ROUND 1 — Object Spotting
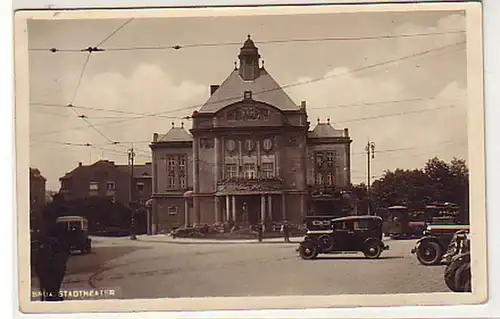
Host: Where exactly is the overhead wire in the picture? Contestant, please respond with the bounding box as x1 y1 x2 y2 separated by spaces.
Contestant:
28 30 464 53
31 39 465 137
57 18 135 147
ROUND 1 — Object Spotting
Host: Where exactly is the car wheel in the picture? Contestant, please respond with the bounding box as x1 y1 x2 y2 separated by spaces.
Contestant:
444 258 465 292
363 240 382 259
299 241 318 260
318 235 334 252
416 241 442 265
454 262 472 292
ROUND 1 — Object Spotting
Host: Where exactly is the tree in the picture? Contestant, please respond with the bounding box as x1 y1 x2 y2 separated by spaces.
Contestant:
369 157 469 216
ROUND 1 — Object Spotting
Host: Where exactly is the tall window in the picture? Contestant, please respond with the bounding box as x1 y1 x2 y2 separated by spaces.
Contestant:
89 181 99 196
315 173 323 185
178 155 186 189
167 174 176 189
243 163 256 179
316 153 324 167
167 156 176 173
326 172 333 186
225 164 238 178
326 152 335 167
262 162 274 178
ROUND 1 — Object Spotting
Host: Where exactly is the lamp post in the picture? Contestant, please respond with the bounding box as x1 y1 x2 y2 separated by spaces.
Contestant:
128 148 137 240
145 198 153 236
365 141 375 215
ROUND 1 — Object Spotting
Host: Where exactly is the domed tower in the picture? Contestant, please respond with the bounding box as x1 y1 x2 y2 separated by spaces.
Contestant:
238 34 261 81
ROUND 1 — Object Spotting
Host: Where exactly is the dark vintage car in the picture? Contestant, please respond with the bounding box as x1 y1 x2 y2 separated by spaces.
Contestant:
411 224 470 265
56 216 92 254
444 232 471 292
298 215 390 260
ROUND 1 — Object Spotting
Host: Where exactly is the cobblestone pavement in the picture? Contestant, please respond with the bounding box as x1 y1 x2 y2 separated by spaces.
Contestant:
31 236 450 300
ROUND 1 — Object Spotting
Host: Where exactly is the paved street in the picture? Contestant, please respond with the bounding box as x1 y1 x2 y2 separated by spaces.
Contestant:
32 236 449 300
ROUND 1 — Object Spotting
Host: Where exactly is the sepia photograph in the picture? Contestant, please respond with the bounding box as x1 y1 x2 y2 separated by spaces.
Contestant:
14 1 487 313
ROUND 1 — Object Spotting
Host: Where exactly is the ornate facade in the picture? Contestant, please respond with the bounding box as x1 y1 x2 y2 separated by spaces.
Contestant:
150 35 352 232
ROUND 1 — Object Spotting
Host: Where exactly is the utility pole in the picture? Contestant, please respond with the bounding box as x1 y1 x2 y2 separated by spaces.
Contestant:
128 147 137 240
365 140 376 215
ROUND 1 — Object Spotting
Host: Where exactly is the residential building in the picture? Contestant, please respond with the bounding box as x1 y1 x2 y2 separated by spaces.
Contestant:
58 160 152 206
149 35 352 233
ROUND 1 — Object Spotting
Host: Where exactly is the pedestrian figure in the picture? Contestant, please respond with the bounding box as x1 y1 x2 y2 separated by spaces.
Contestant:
281 220 291 243
33 222 70 301
257 223 263 242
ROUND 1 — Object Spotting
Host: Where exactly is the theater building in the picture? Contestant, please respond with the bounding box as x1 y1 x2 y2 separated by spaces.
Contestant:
150 35 352 233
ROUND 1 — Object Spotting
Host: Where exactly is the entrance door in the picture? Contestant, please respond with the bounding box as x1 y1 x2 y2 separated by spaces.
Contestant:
242 196 260 225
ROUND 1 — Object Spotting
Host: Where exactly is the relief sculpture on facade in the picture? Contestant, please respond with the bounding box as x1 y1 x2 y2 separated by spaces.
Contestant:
217 178 282 193
227 106 270 121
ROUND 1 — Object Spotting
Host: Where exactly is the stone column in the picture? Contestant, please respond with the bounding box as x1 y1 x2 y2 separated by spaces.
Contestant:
214 196 220 223
267 195 272 220
260 195 266 223
232 196 237 222
184 200 189 227
281 194 286 221
237 140 242 178
226 196 231 221
193 137 200 225
151 200 157 235
275 139 281 178
214 137 221 184
300 194 306 223
257 139 262 178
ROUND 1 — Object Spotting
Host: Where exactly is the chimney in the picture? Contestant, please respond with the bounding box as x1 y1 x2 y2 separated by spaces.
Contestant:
78 162 82 167
300 101 306 110
210 85 220 96
344 128 349 137
153 133 158 142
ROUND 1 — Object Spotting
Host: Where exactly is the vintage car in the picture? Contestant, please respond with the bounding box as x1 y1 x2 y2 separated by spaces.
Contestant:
55 215 92 254
443 232 471 292
382 203 463 239
298 215 389 260
444 251 471 292
411 224 469 265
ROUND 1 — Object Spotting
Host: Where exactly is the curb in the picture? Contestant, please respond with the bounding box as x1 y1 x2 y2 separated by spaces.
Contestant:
136 237 302 245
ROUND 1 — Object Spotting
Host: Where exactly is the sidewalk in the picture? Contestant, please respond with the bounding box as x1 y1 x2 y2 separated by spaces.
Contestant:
136 234 304 245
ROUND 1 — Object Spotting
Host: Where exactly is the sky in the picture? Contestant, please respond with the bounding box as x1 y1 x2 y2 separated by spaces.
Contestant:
27 9 468 191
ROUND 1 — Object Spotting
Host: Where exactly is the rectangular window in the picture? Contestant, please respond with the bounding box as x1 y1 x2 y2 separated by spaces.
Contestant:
225 164 238 178
315 153 324 167
167 156 176 173
106 181 115 190
136 182 145 192
262 162 274 178
178 155 186 169
243 163 256 179
315 173 323 185
89 182 99 190
167 174 176 189
179 172 186 189
326 172 333 185
326 152 335 167
168 206 179 215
